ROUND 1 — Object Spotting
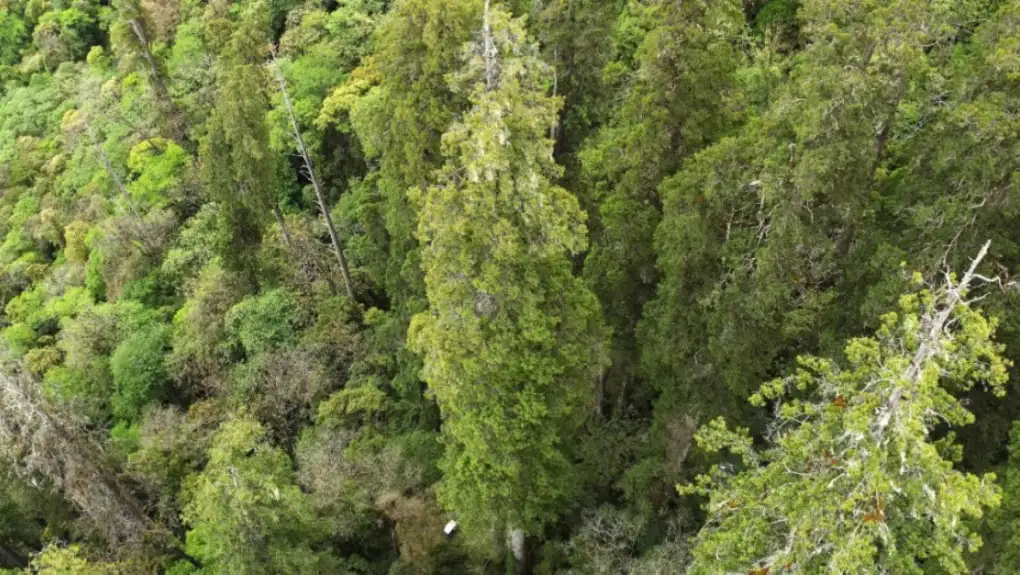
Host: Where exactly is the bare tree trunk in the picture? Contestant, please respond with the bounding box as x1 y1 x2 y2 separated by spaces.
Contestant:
614 374 629 420
270 51 357 302
128 18 186 142
872 240 992 438
482 0 499 91
550 47 558 141
507 527 526 575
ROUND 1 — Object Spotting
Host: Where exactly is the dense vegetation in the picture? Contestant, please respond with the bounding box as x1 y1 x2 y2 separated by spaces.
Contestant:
0 0 1018 572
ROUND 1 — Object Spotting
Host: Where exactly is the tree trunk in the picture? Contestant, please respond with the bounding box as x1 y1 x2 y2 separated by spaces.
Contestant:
507 527 526 575
128 18 186 143
270 52 357 302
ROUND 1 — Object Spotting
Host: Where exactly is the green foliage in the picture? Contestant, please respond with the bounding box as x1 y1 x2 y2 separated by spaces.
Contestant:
409 3 605 534
126 138 190 207
684 281 1009 573
181 416 338 574
26 544 130 574
30 6 100 68
200 1 275 282
224 288 306 356
110 322 171 420
0 9 28 66
639 0 987 434
0 0 1019 571
581 0 744 417
340 0 479 309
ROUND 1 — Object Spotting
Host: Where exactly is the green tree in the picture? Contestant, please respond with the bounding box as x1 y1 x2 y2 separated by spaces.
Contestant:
409 1 605 535
21 544 132 574
110 322 171 421
180 416 338 574
30 6 100 68
640 0 977 426
200 2 275 285
581 0 744 417
683 247 1009 574
338 0 480 310
0 10 27 66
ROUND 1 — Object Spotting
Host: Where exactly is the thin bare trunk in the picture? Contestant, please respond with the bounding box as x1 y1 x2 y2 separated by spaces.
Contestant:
272 202 294 247
872 240 992 438
128 18 185 142
549 47 558 141
593 365 606 419
482 0 499 91
507 527 526 575
270 51 357 301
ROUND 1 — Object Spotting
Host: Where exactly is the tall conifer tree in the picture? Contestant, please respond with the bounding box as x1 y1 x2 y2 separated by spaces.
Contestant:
351 0 480 312
409 1 605 533
200 2 275 285
582 0 744 416
684 246 1008 573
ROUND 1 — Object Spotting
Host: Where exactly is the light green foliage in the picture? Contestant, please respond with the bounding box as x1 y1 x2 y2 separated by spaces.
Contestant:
409 3 605 533
4 285 89 356
63 220 90 263
271 0 383 150
30 6 100 68
181 416 338 574
25 544 130 574
685 277 1009 573
39 298 165 418
126 138 190 207
0 195 42 265
108 419 140 461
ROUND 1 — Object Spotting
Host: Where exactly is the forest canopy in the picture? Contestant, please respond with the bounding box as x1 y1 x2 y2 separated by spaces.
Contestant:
0 0 1018 573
